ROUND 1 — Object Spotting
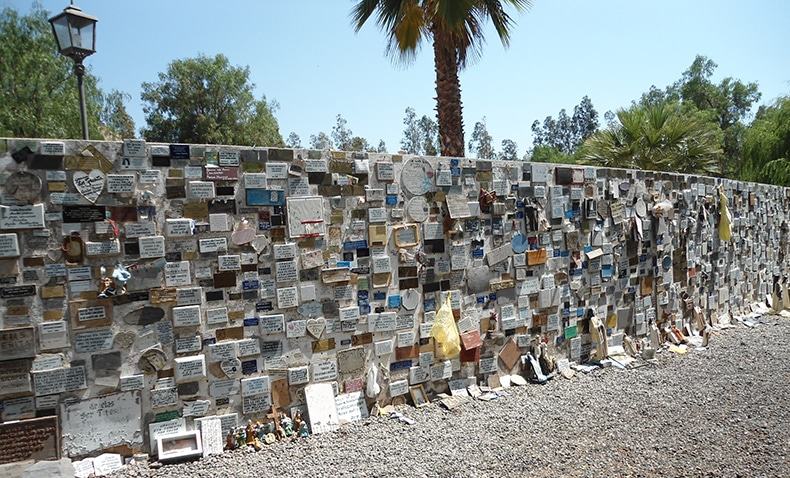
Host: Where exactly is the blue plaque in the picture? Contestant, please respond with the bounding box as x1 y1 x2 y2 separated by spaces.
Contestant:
242 280 260 291
202 337 217 346
386 196 398 205
243 317 259 327
388 295 401 308
246 189 286 206
343 240 369 251
373 291 386 301
390 360 412 372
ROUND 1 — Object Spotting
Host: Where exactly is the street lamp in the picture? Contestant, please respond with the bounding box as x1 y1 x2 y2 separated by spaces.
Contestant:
48 4 98 140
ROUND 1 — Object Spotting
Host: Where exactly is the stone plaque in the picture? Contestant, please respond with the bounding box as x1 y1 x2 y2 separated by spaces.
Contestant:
0 416 58 465
0 326 35 360
0 359 32 397
62 205 106 223
32 365 86 396
60 391 142 457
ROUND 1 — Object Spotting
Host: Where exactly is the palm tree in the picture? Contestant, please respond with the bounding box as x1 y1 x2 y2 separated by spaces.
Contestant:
352 0 530 158
581 101 722 175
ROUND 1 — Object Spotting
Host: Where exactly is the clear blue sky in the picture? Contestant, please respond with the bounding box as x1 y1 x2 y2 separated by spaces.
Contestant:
7 0 790 156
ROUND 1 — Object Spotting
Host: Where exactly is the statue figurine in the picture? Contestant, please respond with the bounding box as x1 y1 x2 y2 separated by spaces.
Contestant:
226 430 236 450
280 413 294 437
234 427 247 449
245 422 256 446
298 420 309 438
293 411 304 434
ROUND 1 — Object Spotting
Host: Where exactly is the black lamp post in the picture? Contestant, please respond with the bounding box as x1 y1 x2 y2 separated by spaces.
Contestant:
48 3 98 140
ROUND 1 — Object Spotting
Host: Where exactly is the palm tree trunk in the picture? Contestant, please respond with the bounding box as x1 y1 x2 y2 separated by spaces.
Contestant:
432 29 465 158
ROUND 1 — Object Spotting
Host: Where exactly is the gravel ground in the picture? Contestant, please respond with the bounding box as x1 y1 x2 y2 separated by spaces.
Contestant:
112 316 789 478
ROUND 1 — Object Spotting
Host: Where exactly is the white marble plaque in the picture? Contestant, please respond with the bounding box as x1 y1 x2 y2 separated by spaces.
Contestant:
0 204 45 229
208 342 236 362
244 173 267 189
165 261 191 286
177 287 202 305
0 233 20 257
172 305 201 327
75 329 114 352
188 181 216 199
165 218 194 237
206 307 228 325
175 355 206 382
259 314 284 334
139 235 165 258
265 162 288 179
40 141 66 155
277 286 299 309
241 375 270 396
288 365 309 385
199 237 227 253
389 379 409 397
60 391 143 458
123 139 147 157
273 243 298 260
215 254 240 272
107 174 136 193
312 359 338 382
125 222 156 238
119 374 144 391
148 418 186 454
39 320 69 350
32 365 86 396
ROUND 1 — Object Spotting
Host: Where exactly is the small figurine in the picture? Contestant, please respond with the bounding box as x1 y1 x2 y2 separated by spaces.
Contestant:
298 420 309 438
234 427 246 449
226 431 236 450
280 413 294 437
245 422 256 446
293 411 304 434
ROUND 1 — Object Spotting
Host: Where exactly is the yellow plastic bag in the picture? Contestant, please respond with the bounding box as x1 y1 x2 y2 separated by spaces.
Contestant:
430 292 461 358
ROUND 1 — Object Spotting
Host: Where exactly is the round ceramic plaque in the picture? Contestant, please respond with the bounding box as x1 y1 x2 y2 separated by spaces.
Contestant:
401 157 434 196
635 197 647 218
406 196 430 222
511 231 528 253
5 171 42 203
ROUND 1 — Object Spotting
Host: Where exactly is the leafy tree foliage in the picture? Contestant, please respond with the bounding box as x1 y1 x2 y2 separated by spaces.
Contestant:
0 3 133 139
285 132 302 148
309 132 332 150
741 96 790 185
99 90 136 140
528 145 581 164
531 96 598 154
401 107 438 155
635 56 760 177
141 54 283 146
468 117 495 159
581 101 722 175
352 0 531 157
499 139 519 161
330 114 381 152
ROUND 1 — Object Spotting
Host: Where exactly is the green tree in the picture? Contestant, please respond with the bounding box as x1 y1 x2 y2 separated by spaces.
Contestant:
741 96 790 185
285 132 302 148
309 132 332 150
673 55 760 177
531 96 598 154
468 117 495 158
528 145 576 164
331 114 354 151
401 107 438 155
98 90 136 140
141 53 282 146
499 139 519 161
0 3 133 139
581 101 722 175
352 0 531 157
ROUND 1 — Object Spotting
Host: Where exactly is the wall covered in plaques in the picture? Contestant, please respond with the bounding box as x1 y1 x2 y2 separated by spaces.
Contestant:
0 138 786 459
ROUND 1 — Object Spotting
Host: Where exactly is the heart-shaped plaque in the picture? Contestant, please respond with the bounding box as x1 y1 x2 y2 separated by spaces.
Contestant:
306 317 326 339
220 358 242 378
73 169 105 203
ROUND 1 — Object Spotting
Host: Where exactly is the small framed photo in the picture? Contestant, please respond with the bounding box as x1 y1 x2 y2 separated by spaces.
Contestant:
409 384 429 408
156 430 203 463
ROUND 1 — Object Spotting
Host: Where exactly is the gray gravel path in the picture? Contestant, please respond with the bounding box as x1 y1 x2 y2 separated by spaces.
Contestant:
112 317 789 478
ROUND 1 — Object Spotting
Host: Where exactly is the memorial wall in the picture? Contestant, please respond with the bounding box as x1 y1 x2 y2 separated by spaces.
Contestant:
0 138 786 463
